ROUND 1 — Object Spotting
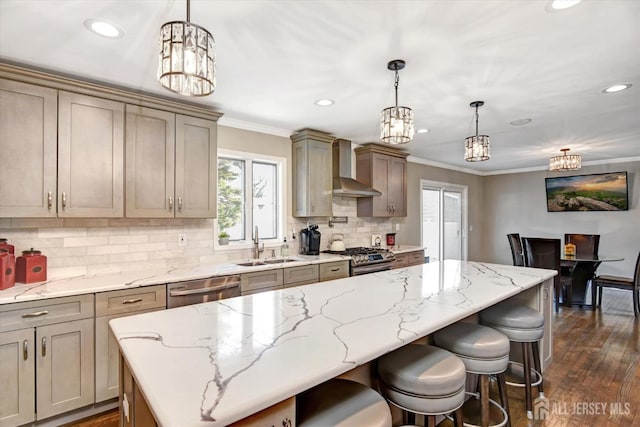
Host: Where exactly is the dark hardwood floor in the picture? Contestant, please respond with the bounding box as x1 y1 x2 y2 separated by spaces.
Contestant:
66 288 639 427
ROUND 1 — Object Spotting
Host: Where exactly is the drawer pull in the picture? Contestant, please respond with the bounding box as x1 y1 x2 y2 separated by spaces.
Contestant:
61 192 67 210
178 196 183 211
122 298 143 304
23 340 28 361
169 196 173 210
47 191 53 210
330 268 340 272
22 310 49 318
41 337 46 357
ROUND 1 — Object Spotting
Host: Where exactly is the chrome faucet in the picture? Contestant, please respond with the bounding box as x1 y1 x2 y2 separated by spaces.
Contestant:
253 226 264 259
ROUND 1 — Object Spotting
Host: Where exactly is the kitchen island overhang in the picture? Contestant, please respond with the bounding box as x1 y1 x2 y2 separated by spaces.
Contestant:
110 260 556 426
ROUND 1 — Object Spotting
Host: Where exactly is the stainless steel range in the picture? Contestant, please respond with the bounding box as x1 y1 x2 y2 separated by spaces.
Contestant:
323 247 395 276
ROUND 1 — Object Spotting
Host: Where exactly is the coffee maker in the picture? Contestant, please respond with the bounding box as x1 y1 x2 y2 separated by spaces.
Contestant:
299 224 321 255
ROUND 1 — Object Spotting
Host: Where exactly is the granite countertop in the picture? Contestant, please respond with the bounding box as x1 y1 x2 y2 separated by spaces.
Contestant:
0 254 350 305
110 260 556 427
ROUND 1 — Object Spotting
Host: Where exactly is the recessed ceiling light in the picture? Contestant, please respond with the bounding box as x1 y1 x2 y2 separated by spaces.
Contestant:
416 128 430 134
315 99 334 106
602 84 632 94
549 0 581 11
510 118 532 126
84 19 123 38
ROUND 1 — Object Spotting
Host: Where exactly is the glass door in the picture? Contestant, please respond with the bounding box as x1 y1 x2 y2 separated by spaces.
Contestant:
421 180 467 262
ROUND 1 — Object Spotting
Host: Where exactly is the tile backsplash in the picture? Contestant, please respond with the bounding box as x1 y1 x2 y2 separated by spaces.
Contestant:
0 197 400 280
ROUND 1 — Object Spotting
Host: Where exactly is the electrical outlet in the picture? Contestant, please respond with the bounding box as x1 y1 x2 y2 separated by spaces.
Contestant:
178 233 187 247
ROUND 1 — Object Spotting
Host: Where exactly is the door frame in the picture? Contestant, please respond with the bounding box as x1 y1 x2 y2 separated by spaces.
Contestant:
420 179 469 261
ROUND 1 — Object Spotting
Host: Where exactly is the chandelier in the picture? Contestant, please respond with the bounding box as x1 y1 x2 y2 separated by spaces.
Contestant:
549 148 581 171
380 59 414 144
157 0 216 96
464 101 490 162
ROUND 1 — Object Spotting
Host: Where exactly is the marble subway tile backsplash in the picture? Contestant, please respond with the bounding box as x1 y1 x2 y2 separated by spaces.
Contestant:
1 197 400 280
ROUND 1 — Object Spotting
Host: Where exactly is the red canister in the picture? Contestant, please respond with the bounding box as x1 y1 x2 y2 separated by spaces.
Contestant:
0 249 16 290
386 233 396 246
16 248 47 284
0 238 15 254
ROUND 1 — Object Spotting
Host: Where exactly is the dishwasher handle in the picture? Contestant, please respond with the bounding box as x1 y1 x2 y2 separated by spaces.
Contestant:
169 281 240 297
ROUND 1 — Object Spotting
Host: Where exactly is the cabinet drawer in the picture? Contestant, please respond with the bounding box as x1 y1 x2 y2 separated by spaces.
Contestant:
241 270 284 294
391 253 409 269
283 265 318 286
95 285 166 317
319 261 349 281
407 251 425 266
230 397 295 427
0 294 94 333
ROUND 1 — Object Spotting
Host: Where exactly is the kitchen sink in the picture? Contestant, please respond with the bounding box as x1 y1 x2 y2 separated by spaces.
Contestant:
235 261 266 267
263 258 298 264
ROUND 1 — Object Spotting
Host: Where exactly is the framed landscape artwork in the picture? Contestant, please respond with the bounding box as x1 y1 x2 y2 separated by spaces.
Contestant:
545 171 629 212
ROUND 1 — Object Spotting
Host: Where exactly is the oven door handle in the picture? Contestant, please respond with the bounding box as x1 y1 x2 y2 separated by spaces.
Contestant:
169 282 240 296
352 263 392 275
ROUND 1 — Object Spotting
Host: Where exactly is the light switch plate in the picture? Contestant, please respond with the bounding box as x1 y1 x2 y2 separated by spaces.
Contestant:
371 234 382 247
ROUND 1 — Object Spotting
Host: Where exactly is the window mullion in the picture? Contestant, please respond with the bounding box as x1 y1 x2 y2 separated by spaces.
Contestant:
246 159 254 243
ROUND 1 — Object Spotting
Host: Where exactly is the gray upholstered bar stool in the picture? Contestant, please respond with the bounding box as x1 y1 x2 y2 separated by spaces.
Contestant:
480 303 544 420
433 323 511 427
297 378 392 427
377 344 466 427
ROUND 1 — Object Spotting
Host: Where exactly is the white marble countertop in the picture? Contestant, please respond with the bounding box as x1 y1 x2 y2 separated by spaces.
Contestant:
0 254 350 305
110 260 556 427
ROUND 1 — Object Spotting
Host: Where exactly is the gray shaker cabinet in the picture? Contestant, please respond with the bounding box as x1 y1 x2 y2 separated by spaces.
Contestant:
58 91 125 217
291 129 333 217
0 328 36 427
0 79 58 218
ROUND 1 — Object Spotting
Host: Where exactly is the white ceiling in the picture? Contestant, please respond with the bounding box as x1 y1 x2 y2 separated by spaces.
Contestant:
1 0 639 173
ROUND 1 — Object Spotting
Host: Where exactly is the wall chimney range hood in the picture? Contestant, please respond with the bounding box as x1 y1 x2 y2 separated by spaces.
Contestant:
332 138 382 197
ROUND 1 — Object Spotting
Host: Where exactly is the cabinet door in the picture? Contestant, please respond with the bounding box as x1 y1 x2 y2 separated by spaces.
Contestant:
95 308 163 402
0 329 35 427
371 154 390 216
283 265 319 288
35 318 94 420
58 92 124 217
0 79 57 218
175 115 217 218
241 270 284 294
306 140 332 216
125 106 175 218
388 157 407 217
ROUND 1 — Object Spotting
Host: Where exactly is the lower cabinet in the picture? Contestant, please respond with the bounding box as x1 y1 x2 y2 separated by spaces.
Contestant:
241 270 284 295
319 261 349 281
0 294 95 427
391 250 425 269
283 265 319 288
95 285 166 402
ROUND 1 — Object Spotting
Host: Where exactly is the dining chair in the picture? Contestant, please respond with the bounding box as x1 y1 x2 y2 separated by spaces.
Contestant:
593 251 640 317
522 237 569 312
564 234 600 258
507 233 525 266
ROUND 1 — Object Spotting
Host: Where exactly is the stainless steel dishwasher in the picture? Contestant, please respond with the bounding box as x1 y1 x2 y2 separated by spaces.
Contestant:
167 275 241 308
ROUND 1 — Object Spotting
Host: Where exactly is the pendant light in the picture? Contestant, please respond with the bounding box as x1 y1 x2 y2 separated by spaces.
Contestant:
380 59 414 144
157 0 216 97
464 101 490 162
549 148 582 171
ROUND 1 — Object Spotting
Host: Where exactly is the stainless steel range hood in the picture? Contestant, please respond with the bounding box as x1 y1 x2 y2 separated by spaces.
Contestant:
332 138 382 197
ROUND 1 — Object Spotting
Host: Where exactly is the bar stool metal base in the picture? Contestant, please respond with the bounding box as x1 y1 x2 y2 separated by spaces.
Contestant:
443 392 508 427
503 361 542 389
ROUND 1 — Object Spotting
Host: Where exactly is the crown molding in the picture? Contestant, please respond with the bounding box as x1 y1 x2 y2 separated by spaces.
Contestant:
218 116 292 138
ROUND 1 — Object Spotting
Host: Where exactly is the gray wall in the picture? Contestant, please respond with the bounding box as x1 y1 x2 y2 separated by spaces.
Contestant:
482 161 640 276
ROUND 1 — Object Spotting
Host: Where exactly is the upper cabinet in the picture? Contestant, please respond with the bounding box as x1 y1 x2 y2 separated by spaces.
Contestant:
125 107 217 218
355 144 408 217
0 80 58 217
0 63 221 219
291 129 333 217
58 92 125 217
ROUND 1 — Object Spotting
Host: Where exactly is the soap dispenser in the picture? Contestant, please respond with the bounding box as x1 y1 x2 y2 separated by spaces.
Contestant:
281 237 289 257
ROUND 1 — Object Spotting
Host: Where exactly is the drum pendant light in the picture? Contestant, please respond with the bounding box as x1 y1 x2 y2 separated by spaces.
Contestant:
380 59 414 144
464 101 490 162
157 0 216 96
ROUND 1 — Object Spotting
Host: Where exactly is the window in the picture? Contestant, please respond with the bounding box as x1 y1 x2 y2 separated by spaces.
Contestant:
217 150 284 245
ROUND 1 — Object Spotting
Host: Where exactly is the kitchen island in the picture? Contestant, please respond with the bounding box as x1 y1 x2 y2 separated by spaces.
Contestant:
110 260 556 426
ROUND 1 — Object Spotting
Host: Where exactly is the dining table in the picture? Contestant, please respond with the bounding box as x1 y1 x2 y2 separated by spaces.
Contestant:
561 254 624 308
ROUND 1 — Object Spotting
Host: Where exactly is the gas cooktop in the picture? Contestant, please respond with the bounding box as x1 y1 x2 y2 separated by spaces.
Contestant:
322 247 395 267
